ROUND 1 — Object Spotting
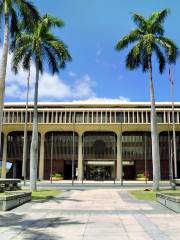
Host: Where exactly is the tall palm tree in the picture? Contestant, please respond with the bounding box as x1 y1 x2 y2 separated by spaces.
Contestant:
0 0 39 161
11 14 72 191
115 9 178 191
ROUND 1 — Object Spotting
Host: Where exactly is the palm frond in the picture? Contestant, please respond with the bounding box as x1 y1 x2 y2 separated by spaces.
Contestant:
47 39 72 66
42 14 65 28
0 2 3 29
115 29 142 51
11 10 71 77
38 59 43 74
126 43 141 70
150 23 164 35
9 7 19 37
150 9 170 25
22 49 32 71
43 46 59 74
153 43 166 73
131 13 146 30
148 9 169 36
155 36 179 63
12 43 31 73
15 0 40 30
140 48 149 72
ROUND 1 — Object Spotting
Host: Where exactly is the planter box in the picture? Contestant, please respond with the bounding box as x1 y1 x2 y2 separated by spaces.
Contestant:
0 191 31 211
136 178 149 181
156 193 180 213
51 177 63 181
175 179 180 186
0 179 21 193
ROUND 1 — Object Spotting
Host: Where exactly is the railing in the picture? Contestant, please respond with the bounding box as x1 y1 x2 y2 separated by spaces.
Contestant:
2 108 180 124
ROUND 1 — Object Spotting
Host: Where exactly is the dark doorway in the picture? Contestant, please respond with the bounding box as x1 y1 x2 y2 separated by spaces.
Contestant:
64 161 76 180
123 165 135 180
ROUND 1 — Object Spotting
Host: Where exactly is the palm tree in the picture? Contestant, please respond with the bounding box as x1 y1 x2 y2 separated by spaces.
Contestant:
0 0 39 160
115 9 178 191
11 14 72 191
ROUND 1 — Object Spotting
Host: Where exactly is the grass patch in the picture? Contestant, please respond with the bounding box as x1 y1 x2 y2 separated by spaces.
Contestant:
129 189 180 201
130 190 156 201
31 190 61 201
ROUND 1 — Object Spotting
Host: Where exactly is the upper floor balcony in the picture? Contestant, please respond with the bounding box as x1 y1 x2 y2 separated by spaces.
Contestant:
2 107 180 125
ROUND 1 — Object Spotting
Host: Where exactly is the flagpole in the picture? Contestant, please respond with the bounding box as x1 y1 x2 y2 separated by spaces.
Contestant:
169 66 177 178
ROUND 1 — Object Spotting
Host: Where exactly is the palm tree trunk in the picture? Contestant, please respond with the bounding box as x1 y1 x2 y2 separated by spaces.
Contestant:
30 60 39 191
0 15 9 164
22 69 30 186
148 56 160 191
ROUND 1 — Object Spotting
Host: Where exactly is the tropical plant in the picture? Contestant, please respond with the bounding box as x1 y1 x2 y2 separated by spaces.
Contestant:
115 9 178 190
11 14 72 191
0 0 40 158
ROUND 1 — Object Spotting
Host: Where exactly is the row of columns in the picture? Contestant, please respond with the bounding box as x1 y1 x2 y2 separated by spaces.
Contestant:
1 131 123 181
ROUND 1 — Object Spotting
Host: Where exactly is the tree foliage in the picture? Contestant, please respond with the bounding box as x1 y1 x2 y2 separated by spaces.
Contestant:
115 9 179 73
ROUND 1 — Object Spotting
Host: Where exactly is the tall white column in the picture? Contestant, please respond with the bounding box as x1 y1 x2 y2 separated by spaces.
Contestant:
78 133 83 181
39 133 45 180
116 133 122 181
1 133 8 178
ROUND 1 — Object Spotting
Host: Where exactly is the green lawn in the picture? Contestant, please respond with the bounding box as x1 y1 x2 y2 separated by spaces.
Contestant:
129 189 180 201
0 190 60 201
31 190 61 201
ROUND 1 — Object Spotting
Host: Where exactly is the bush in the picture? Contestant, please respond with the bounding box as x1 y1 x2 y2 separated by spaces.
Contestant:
51 173 63 178
136 173 145 178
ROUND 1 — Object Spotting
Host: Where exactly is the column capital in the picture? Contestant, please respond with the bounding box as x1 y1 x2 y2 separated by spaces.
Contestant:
114 131 123 136
39 131 47 137
77 131 84 137
2 131 9 136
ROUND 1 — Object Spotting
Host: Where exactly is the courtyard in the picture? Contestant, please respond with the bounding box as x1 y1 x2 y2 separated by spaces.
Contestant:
0 182 180 240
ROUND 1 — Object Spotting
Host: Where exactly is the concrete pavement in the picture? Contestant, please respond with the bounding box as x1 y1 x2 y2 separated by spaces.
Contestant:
0 186 180 240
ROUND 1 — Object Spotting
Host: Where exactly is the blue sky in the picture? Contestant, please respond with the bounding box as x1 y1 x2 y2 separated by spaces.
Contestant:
3 0 180 102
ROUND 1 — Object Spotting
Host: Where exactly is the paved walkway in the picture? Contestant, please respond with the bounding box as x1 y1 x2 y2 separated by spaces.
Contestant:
0 188 180 240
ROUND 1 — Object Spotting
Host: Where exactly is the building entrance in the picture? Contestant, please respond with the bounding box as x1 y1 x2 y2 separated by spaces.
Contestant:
85 165 114 180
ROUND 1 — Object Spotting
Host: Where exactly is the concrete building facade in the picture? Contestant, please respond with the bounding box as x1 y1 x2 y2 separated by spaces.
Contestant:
1 101 180 180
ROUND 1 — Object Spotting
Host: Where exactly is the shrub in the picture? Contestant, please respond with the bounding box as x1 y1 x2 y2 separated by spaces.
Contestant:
136 173 145 178
51 173 63 178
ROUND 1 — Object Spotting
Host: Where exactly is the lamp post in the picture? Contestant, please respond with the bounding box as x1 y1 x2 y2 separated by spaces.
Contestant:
144 133 147 184
50 132 54 184
114 134 116 184
22 69 30 186
169 66 177 178
72 113 75 186
120 112 123 186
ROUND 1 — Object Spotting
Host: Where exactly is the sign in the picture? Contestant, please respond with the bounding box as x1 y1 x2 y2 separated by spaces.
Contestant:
86 161 114 166
123 161 134 166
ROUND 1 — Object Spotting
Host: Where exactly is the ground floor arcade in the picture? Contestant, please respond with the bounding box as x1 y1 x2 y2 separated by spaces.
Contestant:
1 130 180 181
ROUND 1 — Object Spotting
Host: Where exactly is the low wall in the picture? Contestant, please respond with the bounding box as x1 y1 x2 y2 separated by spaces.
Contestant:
156 193 180 213
0 179 21 193
0 192 31 211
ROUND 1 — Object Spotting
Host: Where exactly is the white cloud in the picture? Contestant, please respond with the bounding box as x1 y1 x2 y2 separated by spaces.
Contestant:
117 75 124 81
1 48 129 102
72 74 96 99
95 46 118 69
1 48 96 101
69 71 77 78
72 97 130 103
